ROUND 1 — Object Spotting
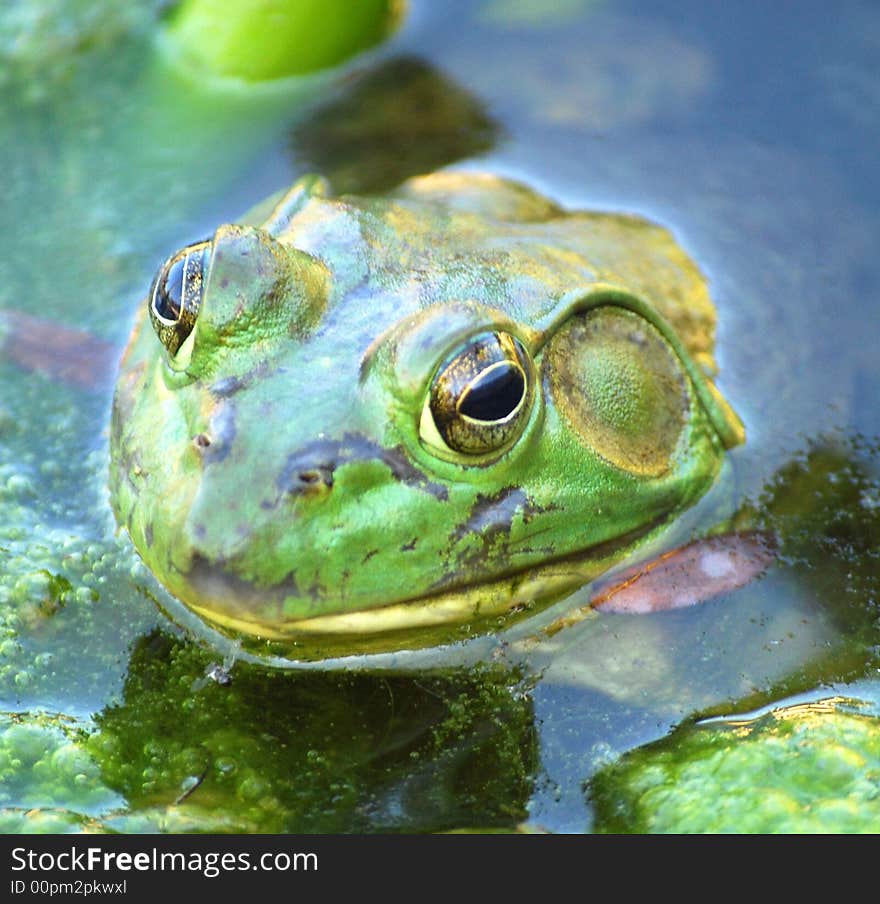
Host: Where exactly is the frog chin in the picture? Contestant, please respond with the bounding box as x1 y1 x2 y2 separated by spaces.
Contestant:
179 518 666 647
185 560 588 644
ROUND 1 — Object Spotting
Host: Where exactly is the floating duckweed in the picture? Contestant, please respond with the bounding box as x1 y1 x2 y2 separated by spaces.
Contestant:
5 474 35 498
179 747 208 775
0 355 158 704
0 713 121 817
591 703 880 833
74 586 97 603
0 808 106 834
142 741 163 760
13 572 50 597
861 489 880 511
49 742 97 778
214 757 236 776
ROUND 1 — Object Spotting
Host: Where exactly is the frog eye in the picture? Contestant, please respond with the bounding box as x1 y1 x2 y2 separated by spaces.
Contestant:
148 240 210 359
421 331 534 457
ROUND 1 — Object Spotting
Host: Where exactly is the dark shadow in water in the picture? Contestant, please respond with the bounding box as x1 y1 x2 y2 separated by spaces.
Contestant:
89 630 538 833
724 434 880 705
585 434 880 831
290 55 500 195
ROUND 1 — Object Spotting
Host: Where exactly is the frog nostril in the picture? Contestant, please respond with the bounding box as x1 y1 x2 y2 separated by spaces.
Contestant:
288 465 335 495
277 444 341 500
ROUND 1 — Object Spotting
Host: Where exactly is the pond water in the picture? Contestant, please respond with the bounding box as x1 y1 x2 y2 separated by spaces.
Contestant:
1 0 879 832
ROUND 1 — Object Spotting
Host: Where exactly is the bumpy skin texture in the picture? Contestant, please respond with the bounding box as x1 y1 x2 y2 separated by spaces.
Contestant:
110 172 742 655
591 702 880 833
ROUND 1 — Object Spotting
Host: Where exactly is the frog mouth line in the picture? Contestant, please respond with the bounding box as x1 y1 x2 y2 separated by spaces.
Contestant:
185 517 668 643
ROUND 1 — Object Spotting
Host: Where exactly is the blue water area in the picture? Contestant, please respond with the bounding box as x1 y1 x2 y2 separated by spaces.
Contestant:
0 0 878 832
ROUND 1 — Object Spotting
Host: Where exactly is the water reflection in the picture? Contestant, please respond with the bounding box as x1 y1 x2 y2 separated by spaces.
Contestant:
290 55 499 194
542 435 880 830
1 0 879 834
3 434 876 832
83 631 538 833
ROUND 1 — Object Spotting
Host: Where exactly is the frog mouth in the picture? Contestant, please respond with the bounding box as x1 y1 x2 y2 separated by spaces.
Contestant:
182 519 665 645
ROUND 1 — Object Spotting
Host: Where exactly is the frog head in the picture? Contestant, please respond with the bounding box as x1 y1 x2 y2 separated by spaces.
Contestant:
110 172 743 659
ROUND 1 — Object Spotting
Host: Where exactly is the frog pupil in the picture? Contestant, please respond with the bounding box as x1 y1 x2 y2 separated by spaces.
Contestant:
156 257 186 320
459 363 524 421
155 257 185 322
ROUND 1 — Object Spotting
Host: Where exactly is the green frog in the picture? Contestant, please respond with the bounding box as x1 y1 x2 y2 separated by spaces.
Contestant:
109 171 745 661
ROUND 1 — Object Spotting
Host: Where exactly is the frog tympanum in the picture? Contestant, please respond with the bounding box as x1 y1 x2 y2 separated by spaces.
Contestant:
110 172 743 660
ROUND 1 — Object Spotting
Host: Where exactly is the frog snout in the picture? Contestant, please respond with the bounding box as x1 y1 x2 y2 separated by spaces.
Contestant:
275 433 438 504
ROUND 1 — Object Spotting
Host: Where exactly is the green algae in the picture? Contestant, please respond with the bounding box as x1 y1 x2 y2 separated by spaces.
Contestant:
591 700 880 833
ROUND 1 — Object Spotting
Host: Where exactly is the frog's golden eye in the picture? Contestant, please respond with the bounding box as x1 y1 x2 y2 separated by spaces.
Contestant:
148 240 210 359
421 331 534 456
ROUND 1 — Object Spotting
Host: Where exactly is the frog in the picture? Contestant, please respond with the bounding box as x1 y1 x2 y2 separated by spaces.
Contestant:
108 170 745 662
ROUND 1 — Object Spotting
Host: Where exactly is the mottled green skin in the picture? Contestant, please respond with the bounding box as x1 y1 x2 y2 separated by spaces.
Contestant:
110 172 741 656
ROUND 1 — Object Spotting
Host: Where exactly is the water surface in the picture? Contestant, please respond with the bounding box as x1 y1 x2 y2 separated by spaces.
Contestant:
1 0 878 832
